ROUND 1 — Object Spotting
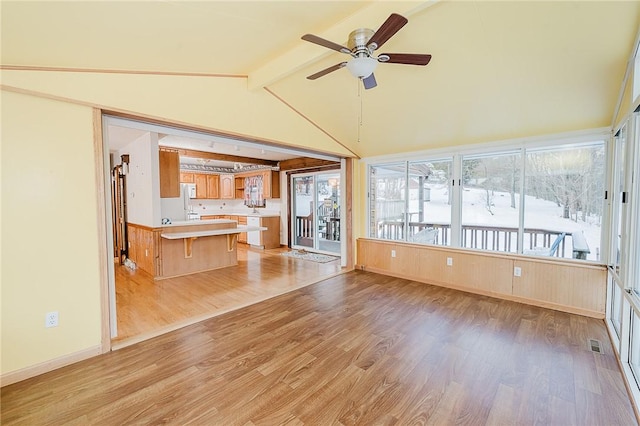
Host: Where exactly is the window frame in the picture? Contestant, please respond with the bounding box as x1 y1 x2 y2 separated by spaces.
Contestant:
365 129 609 262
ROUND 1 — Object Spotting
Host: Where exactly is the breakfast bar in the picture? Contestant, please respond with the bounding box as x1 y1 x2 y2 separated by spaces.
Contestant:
158 219 266 279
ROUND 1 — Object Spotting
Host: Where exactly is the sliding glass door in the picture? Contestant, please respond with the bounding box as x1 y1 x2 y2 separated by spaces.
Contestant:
291 171 341 254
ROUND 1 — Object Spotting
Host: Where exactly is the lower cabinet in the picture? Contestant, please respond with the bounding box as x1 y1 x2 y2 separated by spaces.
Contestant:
126 223 159 276
237 216 247 243
199 215 278 248
247 216 280 249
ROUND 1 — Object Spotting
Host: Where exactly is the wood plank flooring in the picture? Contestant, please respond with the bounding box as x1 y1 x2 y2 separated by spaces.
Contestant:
3 271 636 425
114 245 342 343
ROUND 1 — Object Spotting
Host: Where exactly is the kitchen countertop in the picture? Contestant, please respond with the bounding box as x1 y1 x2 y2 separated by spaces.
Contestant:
199 212 280 218
162 219 235 227
160 225 267 239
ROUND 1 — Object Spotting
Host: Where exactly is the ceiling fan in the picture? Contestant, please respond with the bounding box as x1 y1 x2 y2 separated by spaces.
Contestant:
301 13 432 90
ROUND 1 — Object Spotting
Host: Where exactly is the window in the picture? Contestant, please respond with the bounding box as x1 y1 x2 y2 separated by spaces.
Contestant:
370 163 406 241
613 126 627 273
408 160 453 245
461 152 521 253
610 274 623 337
523 143 605 261
367 137 607 261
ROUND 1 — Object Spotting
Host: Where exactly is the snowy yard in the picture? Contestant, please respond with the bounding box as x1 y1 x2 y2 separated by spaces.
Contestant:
392 185 602 261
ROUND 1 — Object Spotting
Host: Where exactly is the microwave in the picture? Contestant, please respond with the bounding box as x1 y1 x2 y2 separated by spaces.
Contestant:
183 183 197 199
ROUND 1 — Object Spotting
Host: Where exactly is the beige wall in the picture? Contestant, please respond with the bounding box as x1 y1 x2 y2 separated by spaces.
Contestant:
1 91 102 375
0 67 359 379
0 71 355 159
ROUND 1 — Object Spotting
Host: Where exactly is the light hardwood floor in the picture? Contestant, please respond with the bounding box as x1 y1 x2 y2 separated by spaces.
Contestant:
114 245 343 344
2 271 636 425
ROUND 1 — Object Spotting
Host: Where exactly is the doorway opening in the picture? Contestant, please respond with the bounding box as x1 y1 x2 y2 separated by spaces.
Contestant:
101 114 347 346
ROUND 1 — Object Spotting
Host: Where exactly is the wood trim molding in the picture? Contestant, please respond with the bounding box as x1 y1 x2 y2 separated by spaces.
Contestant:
93 108 112 354
279 157 340 171
357 237 607 270
1 345 102 387
0 65 246 79
345 158 354 269
263 87 360 159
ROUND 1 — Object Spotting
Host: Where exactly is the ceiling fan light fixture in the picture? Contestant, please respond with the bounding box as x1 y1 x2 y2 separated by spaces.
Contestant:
346 56 378 79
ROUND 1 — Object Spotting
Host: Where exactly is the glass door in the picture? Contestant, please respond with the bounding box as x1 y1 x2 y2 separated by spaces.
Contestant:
291 172 341 254
316 173 341 254
292 175 314 248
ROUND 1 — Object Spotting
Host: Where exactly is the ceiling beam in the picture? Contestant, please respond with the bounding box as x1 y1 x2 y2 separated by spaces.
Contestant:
171 148 278 167
279 157 340 171
247 1 440 90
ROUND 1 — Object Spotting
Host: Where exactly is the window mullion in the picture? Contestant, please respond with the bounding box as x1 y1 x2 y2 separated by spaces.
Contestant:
518 147 526 254
451 154 462 247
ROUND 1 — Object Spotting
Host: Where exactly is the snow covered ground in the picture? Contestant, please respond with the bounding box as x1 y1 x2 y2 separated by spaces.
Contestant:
296 183 603 261
407 184 602 260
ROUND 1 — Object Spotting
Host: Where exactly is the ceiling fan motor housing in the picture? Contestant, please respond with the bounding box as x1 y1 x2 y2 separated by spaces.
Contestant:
348 28 375 55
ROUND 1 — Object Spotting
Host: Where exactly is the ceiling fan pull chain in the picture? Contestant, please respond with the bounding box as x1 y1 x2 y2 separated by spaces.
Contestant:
358 82 362 143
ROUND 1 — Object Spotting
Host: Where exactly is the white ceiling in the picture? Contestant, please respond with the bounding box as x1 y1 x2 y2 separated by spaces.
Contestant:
107 124 301 169
3 1 639 158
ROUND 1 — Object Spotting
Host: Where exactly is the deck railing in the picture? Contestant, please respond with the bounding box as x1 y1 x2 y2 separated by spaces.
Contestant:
375 220 589 259
293 215 590 259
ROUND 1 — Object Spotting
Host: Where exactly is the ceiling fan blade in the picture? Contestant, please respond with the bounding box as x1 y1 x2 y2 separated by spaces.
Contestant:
363 73 377 90
301 34 350 53
381 53 432 66
367 13 408 50
306 62 347 80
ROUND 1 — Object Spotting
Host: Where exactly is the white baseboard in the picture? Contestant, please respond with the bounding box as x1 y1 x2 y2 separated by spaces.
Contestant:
1 345 102 387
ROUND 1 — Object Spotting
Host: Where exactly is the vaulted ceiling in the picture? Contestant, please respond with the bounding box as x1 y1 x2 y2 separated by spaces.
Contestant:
2 1 639 158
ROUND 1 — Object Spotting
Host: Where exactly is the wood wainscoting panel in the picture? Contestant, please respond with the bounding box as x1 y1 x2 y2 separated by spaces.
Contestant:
513 259 606 316
357 238 605 318
126 223 156 276
445 251 513 295
357 238 393 271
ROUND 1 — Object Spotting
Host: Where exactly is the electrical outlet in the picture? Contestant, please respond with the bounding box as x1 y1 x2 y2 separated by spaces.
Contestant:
514 267 522 277
391 250 396 258
45 311 59 328
447 257 453 266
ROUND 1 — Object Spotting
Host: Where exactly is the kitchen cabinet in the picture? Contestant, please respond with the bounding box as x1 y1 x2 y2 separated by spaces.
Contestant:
237 216 247 243
194 174 220 199
194 174 208 199
262 170 280 199
220 174 234 199
247 216 280 249
207 175 220 199
180 172 195 183
126 223 158 276
159 150 180 198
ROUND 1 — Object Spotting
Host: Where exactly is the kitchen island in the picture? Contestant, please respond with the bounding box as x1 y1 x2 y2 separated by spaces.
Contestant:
200 212 281 249
158 219 265 279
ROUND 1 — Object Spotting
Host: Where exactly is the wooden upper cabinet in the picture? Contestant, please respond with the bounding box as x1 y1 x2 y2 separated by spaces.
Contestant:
207 175 220 199
180 172 195 183
263 170 280 199
220 174 234 199
159 150 180 198
193 173 220 199
194 174 208 198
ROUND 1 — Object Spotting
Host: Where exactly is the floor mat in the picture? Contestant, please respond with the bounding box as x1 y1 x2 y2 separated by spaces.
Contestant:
280 250 340 263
